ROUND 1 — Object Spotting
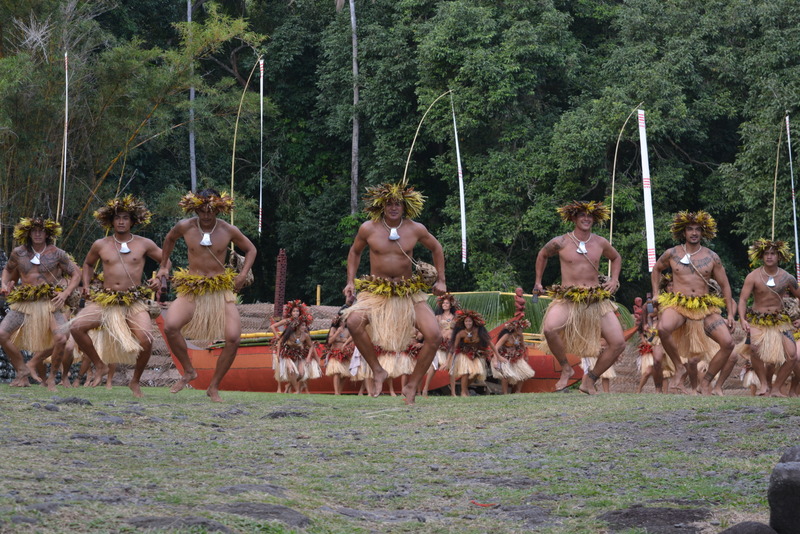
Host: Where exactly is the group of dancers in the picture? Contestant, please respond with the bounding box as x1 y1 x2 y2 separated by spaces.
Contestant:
3 179 800 402
269 292 536 397
534 202 800 397
0 189 256 402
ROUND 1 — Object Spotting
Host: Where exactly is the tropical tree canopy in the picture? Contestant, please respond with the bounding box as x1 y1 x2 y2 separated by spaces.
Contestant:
2 0 800 307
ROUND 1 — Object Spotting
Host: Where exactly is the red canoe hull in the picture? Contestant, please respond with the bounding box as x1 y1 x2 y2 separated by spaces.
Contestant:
158 317 583 394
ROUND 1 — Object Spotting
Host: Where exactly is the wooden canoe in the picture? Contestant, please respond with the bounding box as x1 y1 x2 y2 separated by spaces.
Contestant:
156 316 586 394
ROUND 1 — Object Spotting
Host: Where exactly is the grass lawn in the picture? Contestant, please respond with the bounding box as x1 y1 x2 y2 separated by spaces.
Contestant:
1 385 797 533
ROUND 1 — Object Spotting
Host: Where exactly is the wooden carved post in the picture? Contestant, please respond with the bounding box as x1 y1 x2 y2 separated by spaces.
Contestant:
274 248 287 319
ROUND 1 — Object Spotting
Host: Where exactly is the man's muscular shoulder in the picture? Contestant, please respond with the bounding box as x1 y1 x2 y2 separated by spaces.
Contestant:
542 235 567 255
11 245 29 257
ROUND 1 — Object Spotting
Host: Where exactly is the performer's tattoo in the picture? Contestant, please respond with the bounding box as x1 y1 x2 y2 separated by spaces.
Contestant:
544 238 563 256
0 310 25 334
39 250 64 277
693 256 713 270
704 318 726 335
53 312 67 327
5 252 19 273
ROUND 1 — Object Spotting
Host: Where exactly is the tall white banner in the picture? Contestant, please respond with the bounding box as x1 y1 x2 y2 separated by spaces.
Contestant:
451 94 466 264
786 115 800 280
638 110 656 271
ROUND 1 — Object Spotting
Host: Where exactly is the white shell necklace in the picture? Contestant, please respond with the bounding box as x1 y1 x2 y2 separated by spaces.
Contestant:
113 234 135 254
197 218 218 247
762 266 779 288
381 217 403 241
30 244 46 265
680 244 701 265
568 232 592 255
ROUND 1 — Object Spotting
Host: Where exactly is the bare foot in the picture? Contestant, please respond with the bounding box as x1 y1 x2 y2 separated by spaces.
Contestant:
25 362 43 384
668 366 686 392
129 382 144 398
554 365 575 391
45 377 57 392
711 386 725 396
10 373 31 387
770 389 787 398
170 369 197 393
371 368 388 398
579 377 597 395
699 380 713 396
206 387 223 402
106 380 113 390
89 363 107 387
61 378 72 388
401 384 418 405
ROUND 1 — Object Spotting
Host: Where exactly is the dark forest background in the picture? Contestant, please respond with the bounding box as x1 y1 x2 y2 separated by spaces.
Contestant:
2 0 799 307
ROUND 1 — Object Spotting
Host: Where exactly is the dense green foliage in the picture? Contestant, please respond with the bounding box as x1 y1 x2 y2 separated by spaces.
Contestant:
2 0 800 306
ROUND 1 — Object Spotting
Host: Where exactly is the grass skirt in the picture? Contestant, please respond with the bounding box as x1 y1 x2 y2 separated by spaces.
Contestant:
496 358 535 384
343 286 427 353
304 359 322 380
541 295 616 359
672 319 719 362
581 357 616 379
435 349 449 368
355 358 372 381
378 352 399 378
180 289 235 343
451 352 487 380
8 299 58 352
325 357 351 376
277 358 300 382
747 311 791 365
93 301 149 365
740 367 761 389
394 352 415 376
637 352 654 375
172 270 236 343
495 344 534 383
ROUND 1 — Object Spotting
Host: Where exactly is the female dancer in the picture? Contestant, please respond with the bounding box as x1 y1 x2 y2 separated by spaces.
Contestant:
423 294 459 395
324 315 354 395
276 320 311 393
447 310 504 397
494 318 535 394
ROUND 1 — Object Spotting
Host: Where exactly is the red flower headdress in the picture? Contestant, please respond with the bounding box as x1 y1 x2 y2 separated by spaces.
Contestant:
283 299 313 326
454 309 485 328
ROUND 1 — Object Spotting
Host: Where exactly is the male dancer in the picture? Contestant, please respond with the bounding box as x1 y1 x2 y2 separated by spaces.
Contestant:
70 195 165 396
156 189 256 402
651 211 736 395
533 201 624 394
343 182 446 405
738 239 800 396
0 217 80 389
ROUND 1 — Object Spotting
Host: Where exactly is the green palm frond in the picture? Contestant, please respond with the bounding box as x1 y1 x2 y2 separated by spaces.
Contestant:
426 291 634 333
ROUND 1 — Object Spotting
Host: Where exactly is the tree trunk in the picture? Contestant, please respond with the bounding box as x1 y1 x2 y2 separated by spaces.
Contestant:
348 0 359 215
